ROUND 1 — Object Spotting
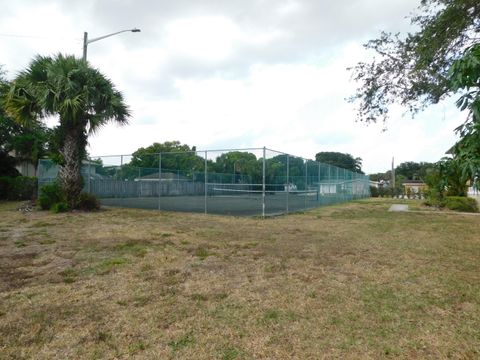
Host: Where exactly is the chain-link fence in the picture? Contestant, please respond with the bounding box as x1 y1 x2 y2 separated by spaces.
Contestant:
38 147 370 216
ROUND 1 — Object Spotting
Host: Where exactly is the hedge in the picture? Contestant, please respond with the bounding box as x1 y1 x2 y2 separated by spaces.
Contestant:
0 176 38 201
444 196 479 213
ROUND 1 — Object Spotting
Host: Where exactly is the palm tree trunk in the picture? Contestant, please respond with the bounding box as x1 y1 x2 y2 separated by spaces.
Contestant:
58 128 84 208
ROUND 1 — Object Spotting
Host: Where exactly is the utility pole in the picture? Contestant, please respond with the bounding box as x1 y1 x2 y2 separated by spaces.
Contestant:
391 157 395 189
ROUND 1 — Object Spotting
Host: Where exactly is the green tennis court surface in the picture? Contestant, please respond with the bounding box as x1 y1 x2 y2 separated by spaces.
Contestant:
100 192 351 216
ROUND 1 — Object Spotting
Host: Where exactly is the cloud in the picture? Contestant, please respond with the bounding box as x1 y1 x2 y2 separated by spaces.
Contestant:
0 0 461 173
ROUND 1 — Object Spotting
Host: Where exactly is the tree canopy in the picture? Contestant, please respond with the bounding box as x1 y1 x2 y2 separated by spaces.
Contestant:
449 43 480 180
0 67 19 176
394 161 434 180
425 156 470 199
0 67 51 176
129 141 203 172
211 151 261 183
315 152 363 173
123 143 320 186
351 0 480 189
350 0 480 124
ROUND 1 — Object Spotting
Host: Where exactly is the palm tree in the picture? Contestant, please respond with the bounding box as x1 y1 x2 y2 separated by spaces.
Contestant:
3 54 129 207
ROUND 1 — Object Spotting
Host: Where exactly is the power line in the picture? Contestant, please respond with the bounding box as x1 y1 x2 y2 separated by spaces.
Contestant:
0 33 80 42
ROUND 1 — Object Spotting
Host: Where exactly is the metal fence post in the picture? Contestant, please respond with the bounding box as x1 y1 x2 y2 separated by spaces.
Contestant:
87 158 91 194
262 147 266 218
120 155 123 198
354 172 357 199
317 161 320 203
348 170 350 200
327 165 331 199
204 150 208 214
286 154 289 214
336 166 339 202
158 153 162 210
328 165 331 184
304 160 307 209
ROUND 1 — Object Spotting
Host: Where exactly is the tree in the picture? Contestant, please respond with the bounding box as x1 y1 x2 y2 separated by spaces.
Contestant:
3 54 129 207
315 152 363 173
350 0 480 124
11 124 51 174
425 157 469 205
0 152 19 177
0 117 20 177
212 151 260 183
394 161 434 180
1 68 50 176
449 43 480 183
440 158 470 196
129 141 203 172
0 66 19 176
254 154 306 189
369 172 390 182
0 109 51 176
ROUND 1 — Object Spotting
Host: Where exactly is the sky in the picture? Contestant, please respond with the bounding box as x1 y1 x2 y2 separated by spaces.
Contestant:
0 0 463 173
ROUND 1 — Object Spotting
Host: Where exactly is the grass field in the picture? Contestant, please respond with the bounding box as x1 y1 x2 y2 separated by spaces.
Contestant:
1 198 479 359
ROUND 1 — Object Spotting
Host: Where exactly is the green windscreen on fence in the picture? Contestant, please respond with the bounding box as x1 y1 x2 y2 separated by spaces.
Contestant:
37 147 370 216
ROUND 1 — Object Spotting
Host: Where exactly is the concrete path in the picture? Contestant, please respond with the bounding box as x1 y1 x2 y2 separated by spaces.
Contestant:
388 204 409 212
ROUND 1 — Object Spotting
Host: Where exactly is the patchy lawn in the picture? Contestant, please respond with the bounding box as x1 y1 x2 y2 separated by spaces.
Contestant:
0 198 479 359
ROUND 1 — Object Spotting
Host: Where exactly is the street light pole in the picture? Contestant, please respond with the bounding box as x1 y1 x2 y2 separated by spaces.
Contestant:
233 162 237 183
82 28 141 61
233 161 242 183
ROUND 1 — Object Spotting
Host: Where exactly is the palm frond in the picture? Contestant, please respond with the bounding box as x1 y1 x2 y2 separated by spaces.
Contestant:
4 53 130 133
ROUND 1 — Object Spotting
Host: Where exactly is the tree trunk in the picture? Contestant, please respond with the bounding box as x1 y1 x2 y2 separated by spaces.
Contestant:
58 128 84 208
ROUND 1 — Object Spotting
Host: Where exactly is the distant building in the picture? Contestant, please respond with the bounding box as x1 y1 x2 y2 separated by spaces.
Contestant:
38 159 101 181
369 179 389 188
403 180 427 194
467 178 479 195
9 150 36 177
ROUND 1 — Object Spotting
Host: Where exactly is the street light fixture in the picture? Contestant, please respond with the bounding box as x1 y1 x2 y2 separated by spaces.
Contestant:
82 28 141 61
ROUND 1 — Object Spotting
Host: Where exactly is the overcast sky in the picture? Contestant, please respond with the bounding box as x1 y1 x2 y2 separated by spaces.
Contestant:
1 0 462 173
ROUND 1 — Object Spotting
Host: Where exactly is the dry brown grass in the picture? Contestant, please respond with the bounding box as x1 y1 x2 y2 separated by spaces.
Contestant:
0 198 479 359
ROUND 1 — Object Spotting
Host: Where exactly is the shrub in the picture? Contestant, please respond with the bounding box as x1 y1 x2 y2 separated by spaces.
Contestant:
417 190 423 199
0 176 37 200
406 187 412 199
0 177 13 199
393 187 401 198
38 182 65 210
443 196 479 213
424 187 444 207
76 192 100 211
51 201 69 213
11 177 37 200
39 184 100 212
378 186 391 197
369 186 379 197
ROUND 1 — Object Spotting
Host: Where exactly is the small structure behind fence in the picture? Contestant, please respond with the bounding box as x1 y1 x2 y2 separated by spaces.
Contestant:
38 147 370 216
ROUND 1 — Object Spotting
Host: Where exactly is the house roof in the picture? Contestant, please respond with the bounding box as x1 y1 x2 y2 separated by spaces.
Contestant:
403 180 426 185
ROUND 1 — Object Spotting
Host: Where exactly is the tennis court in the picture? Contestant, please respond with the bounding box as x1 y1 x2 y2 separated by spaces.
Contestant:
38 147 370 216
99 191 340 216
